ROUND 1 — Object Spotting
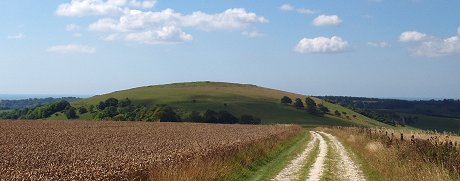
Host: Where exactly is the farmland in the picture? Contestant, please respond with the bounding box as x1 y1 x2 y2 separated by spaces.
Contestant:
70 82 387 127
0 121 301 180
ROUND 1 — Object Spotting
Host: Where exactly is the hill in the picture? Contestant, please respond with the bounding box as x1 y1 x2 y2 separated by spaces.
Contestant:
71 82 387 127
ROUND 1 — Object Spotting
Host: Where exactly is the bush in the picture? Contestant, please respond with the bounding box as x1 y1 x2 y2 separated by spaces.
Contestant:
78 107 88 114
217 111 239 124
66 107 78 119
281 96 293 104
293 98 304 109
240 115 262 124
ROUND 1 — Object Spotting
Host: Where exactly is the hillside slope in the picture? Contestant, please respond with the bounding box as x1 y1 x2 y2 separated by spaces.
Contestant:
73 82 388 127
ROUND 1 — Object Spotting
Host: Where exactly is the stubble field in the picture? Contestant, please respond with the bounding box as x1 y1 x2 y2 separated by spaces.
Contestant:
0 121 301 180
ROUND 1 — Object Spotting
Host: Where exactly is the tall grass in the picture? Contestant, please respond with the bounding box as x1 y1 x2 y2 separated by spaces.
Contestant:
148 126 303 180
322 127 459 181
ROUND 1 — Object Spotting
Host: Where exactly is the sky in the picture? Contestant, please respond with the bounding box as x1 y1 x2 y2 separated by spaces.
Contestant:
1 0 460 99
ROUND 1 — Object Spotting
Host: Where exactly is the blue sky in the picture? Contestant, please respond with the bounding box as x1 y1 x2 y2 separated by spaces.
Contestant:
1 0 460 99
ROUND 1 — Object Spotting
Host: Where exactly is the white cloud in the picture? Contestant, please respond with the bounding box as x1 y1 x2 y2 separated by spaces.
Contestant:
125 26 192 44
7 33 26 40
457 26 460 35
400 28 460 57
56 0 156 16
57 1 266 44
241 31 263 38
47 44 96 54
412 36 460 57
399 31 427 42
279 3 318 15
279 4 294 11
66 24 81 31
295 36 349 53
129 0 156 9
312 15 342 26
87 8 266 43
368 41 390 48
181 8 268 30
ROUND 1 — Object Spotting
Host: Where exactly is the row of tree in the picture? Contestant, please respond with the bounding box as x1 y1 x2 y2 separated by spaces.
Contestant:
91 98 262 124
0 100 78 120
183 110 261 124
0 97 263 125
281 96 330 115
0 97 80 110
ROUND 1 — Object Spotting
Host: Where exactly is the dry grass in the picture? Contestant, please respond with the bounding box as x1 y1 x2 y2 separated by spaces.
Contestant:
0 121 301 180
321 127 458 181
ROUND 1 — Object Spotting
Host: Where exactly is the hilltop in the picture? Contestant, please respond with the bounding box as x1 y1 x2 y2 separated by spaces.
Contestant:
71 82 387 127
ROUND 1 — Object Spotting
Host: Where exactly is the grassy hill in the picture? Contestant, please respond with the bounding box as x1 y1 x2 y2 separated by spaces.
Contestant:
72 82 389 127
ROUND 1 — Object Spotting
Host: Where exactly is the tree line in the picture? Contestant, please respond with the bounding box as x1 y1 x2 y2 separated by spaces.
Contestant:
0 97 262 124
319 96 460 118
280 96 330 115
0 97 80 110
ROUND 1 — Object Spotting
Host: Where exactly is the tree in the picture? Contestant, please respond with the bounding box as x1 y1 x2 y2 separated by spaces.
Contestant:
281 96 293 105
334 110 341 117
97 101 107 110
317 104 330 114
217 111 239 124
66 107 78 119
119 98 132 107
239 115 262 124
204 110 218 123
102 106 118 118
185 111 204 122
293 98 304 109
153 105 180 122
104 98 119 107
78 107 88 114
305 97 317 114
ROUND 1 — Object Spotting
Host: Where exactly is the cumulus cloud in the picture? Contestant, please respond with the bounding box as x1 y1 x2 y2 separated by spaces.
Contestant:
7 33 26 40
56 0 156 16
312 15 342 26
279 4 294 11
399 31 427 42
279 3 318 15
400 27 460 57
368 41 389 48
241 31 263 38
47 44 96 54
88 8 268 31
57 1 266 44
87 8 267 43
295 36 349 53
125 26 192 44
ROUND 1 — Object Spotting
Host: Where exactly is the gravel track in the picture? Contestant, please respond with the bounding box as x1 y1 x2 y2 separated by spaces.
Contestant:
306 132 327 181
273 131 366 181
273 131 317 181
320 131 366 181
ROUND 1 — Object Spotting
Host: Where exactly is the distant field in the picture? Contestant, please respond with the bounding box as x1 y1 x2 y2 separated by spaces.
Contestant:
72 82 387 128
0 120 301 180
401 113 460 133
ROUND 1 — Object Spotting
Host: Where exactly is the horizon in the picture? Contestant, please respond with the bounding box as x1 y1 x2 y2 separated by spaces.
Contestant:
1 81 459 101
1 0 460 98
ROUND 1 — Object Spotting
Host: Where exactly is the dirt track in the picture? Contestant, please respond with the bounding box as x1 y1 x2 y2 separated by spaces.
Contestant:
273 131 366 181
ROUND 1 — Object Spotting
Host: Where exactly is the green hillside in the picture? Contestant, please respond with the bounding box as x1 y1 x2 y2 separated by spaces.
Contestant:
72 82 388 127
